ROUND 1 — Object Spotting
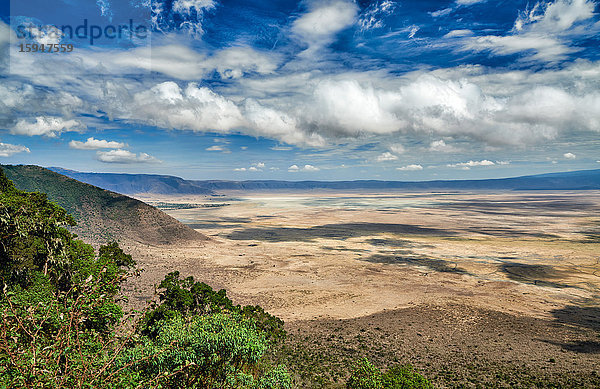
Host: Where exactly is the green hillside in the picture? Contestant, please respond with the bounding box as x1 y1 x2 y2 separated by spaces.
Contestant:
2 165 206 245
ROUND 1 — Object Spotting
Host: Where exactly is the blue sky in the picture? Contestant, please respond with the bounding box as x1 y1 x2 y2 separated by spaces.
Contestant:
0 0 599 180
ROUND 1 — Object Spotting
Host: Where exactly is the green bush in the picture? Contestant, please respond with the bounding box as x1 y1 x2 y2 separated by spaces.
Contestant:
140 271 286 343
382 365 434 389
347 358 384 389
347 358 433 389
124 313 291 388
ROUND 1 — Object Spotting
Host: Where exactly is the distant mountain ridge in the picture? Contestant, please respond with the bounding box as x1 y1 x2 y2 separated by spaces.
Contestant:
49 167 212 195
3 165 207 245
47 167 600 194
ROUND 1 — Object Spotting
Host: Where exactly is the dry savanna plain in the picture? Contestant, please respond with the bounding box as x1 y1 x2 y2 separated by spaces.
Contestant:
124 190 600 388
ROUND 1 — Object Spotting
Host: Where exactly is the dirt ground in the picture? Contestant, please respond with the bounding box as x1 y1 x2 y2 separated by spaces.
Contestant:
122 191 600 387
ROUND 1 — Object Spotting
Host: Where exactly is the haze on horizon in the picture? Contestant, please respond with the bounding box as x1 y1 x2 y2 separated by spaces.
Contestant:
1 0 599 181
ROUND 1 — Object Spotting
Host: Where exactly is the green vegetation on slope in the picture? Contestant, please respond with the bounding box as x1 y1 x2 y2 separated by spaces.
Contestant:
0 167 291 388
2 164 204 245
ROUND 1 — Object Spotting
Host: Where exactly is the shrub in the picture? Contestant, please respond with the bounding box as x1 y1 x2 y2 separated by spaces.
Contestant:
140 271 286 343
124 313 291 388
347 358 433 389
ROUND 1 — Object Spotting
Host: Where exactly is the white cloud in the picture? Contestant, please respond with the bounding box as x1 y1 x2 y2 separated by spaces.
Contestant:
244 99 326 147
235 162 266 172
408 25 420 39
303 164 320 171
447 160 495 169
270 145 293 151
389 144 405 154
206 145 226 151
496 160 511 165
456 0 486 5
103 45 279 81
96 149 161 164
443 29 474 38
172 0 216 15
0 142 30 157
397 164 423 171
11 117 86 137
129 82 245 133
69 137 126 150
168 0 217 37
429 8 453 18
564 152 576 159
376 152 398 162
308 79 402 135
462 0 598 62
288 164 320 172
463 35 576 62
210 47 279 79
514 0 596 33
359 0 397 31
429 140 460 153
292 1 358 50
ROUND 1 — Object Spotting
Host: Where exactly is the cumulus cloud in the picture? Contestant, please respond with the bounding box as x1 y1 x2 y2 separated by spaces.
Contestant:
564 152 576 159
0 142 30 157
244 99 325 146
397 164 423 171
69 137 126 150
447 160 495 169
288 164 320 172
376 152 398 162
235 162 266 172
308 79 402 135
96 149 161 164
127 82 245 133
292 1 358 51
11 117 86 137
429 140 460 153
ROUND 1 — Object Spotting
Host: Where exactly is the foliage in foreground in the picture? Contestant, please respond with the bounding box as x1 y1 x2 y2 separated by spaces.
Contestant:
347 358 433 389
140 270 286 343
0 167 291 388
